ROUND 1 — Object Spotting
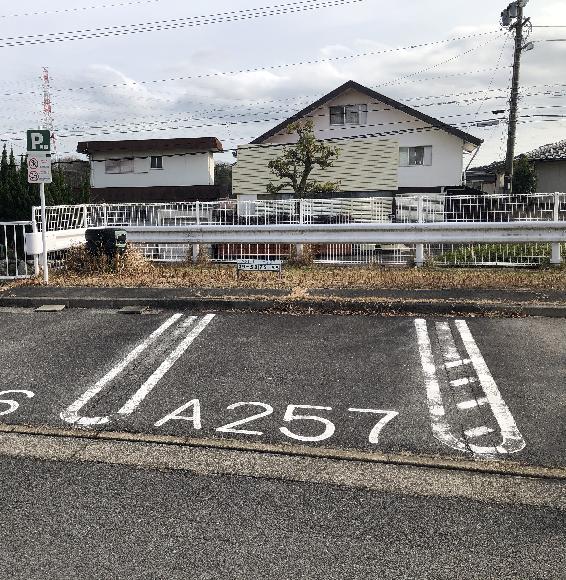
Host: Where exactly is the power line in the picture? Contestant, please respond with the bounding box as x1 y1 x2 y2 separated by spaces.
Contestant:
381 35 504 87
1 0 163 19
0 0 363 48
16 112 564 162
0 31 502 98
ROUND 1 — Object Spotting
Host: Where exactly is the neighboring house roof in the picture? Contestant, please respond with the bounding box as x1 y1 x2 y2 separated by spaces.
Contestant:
250 80 483 147
77 137 223 155
525 139 566 162
472 139 566 174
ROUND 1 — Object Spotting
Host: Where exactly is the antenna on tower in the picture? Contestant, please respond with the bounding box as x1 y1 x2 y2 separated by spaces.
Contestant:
42 67 56 152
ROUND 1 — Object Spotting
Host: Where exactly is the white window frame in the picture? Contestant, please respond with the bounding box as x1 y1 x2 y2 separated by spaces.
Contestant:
399 146 433 167
329 104 368 126
150 155 163 170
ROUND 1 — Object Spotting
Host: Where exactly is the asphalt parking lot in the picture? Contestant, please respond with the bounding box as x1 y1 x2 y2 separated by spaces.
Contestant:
0 308 564 468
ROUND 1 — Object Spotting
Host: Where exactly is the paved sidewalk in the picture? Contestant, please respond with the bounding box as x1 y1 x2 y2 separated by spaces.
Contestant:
2 285 566 316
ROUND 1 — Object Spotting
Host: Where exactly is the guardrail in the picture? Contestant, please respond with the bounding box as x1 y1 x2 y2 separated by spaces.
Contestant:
28 192 566 268
120 222 566 244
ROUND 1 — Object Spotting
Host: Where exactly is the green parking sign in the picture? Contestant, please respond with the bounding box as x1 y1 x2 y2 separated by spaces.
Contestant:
27 129 51 152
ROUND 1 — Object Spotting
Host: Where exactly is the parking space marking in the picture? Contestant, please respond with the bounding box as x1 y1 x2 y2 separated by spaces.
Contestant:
60 314 214 428
118 314 215 416
457 397 488 411
415 318 526 457
60 313 183 427
455 319 526 455
450 377 477 387
444 359 472 369
414 319 468 454
465 426 495 439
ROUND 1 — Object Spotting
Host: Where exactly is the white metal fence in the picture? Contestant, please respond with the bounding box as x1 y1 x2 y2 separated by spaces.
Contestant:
31 193 566 268
0 222 35 280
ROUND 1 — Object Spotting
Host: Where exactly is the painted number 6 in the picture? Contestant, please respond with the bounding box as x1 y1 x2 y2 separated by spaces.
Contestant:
280 405 335 442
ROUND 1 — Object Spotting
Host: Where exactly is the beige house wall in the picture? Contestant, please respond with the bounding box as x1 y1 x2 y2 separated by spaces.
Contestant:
233 137 399 196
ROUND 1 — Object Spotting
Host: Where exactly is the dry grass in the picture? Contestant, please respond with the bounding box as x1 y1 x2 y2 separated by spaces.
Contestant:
9 249 566 291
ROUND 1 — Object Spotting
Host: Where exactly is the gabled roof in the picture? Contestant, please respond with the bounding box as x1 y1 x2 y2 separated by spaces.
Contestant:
250 80 483 147
77 137 223 155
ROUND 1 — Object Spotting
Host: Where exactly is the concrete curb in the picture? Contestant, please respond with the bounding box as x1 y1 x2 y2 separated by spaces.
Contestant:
1 293 566 317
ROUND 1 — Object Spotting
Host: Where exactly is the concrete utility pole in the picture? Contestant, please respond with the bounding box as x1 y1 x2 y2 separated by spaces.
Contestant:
501 0 532 193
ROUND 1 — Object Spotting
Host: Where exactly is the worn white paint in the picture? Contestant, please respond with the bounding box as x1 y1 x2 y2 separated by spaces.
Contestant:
90 148 214 189
154 399 202 429
457 397 489 411
0 390 35 416
416 318 526 457
60 313 183 427
118 314 215 416
455 320 526 455
450 377 477 387
444 359 472 369
414 319 468 453
465 426 495 439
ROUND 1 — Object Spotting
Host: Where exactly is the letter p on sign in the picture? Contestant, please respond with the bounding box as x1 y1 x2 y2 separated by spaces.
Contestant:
27 129 51 152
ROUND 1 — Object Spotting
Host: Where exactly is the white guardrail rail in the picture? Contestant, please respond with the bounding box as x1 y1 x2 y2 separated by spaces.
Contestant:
27 193 566 267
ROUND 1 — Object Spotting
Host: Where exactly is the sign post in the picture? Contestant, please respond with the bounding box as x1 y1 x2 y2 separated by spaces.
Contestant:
27 130 52 284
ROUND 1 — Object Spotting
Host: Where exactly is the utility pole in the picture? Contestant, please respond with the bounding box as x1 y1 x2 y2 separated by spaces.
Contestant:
501 0 532 193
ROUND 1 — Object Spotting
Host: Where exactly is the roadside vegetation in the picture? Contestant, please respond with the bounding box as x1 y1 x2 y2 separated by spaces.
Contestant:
7 244 566 292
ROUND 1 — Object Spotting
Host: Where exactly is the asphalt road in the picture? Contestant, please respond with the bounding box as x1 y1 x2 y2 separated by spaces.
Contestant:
1 455 565 580
0 307 564 468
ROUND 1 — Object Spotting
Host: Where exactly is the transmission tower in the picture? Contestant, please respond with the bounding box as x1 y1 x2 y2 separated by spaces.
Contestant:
42 66 56 151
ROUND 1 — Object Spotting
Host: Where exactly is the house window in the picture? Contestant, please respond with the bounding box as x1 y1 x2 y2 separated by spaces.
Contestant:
399 146 433 167
329 104 368 125
150 156 163 169
105 158 134 174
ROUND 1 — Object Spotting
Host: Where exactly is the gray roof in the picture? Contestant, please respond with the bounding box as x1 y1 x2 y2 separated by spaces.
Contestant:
525 139 566 161
472 139 566 174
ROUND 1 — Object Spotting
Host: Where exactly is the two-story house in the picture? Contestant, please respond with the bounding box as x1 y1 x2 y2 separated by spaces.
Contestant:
233 80 483 201
77 137 224 202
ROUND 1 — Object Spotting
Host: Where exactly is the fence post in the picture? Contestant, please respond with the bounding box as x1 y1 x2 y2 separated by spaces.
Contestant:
416 195 425 267
551 192 562 266
31 218 40 276
296 198 304 259
103 204 108 227
192 200 201 263
82 204 88 229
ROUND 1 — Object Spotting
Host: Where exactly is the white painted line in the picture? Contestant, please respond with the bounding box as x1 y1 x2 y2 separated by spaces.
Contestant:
455 320 526 455
457 397 489 411
60 313 183 427
445 359 472 369
464 426 495 439
118 314 216 416
414 319 467 453
450 377 477 387
435 322 460 361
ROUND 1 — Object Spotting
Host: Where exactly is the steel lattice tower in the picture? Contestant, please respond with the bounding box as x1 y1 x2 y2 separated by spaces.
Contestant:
42 67 56 151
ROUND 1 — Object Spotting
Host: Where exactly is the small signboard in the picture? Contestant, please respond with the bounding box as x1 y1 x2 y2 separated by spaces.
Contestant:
28 153 52 184
236 259 282 275
27 129 51 153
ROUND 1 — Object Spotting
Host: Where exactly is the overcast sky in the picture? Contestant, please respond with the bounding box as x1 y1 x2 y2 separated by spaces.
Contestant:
0 0 564 167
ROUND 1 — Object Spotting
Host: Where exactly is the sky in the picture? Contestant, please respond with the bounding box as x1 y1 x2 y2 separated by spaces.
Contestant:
0 0 565 167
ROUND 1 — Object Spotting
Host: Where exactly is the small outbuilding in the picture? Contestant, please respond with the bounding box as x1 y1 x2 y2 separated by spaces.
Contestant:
77 137 224 203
